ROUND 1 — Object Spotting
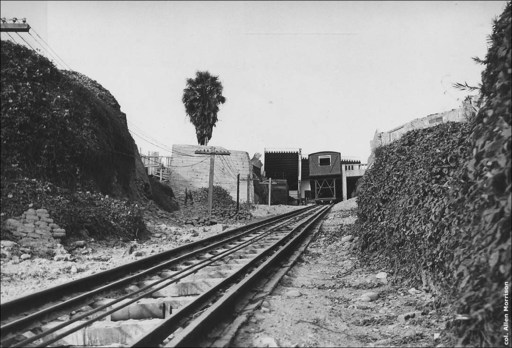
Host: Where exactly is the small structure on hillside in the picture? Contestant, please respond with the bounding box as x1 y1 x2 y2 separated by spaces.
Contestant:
141 151 172 182
168 144 253 205
308 151 363 203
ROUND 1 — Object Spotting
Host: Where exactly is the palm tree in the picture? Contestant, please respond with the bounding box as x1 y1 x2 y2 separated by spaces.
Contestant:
182 71 226 146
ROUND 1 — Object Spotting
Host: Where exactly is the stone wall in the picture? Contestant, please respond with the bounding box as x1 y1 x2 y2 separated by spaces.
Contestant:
169 144 254 204
5 208 66 242
368 96 478 166
2 207 73 261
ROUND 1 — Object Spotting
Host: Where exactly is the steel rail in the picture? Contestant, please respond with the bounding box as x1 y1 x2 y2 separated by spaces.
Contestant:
170 204 333 347
0 205 314 339
1 206 320 347
132 204 332 347
9 208 318 348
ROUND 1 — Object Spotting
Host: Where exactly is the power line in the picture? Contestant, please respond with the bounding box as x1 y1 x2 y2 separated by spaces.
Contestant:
128 121 175 152
26 31 65 69
218 156 238 179
170 157 209 168
15 32 36 51
5 32 18 44
30 26 72 70
129 130 172 154
128 125 200 159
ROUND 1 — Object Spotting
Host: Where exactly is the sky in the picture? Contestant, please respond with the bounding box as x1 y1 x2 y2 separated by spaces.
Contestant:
1 1 508 163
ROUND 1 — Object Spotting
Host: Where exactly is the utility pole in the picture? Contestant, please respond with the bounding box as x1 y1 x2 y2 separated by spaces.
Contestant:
195 147 230 222
268 178 272 206
298 148 302 205
246 173 251 208
236 174 240 212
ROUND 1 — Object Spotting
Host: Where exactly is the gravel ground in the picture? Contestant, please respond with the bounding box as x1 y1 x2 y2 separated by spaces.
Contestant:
0 200 452 347
0 204 304 303
232 199 451 348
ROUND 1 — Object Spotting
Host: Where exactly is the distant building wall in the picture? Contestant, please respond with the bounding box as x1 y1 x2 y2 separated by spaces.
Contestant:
169 144 253 203
368 96 478 166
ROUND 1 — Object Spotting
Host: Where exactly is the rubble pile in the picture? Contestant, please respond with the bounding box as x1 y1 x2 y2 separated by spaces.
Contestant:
173 186 253 226
5 208 66 241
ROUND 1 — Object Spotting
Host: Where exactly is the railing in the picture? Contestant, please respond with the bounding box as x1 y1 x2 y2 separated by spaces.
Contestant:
141 155 172 181
344 164 367 171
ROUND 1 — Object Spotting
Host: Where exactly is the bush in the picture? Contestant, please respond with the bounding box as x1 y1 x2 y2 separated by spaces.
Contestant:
356 3 510 346
148 176 179 212
1 40 137 197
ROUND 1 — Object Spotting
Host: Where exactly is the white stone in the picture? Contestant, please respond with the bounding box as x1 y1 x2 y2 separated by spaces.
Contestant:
341 235 353 243
375 272 387 279
253 336 279 348
408 288 420 295
1 240 18 248
284 289 302 298
361 292 379 301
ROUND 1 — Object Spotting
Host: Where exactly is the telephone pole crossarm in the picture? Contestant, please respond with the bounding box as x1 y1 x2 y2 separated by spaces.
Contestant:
194 147 231 221
1 23 30 32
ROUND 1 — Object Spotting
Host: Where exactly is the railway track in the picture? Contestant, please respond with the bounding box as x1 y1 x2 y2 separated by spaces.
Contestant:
1 204 332 347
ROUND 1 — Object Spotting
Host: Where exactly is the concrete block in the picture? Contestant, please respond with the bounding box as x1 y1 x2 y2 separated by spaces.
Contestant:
35 228 51 236
25 216 39 223
142 278 223 297
27 232 40 239
5 218 21 230
39 319 163 346
185 269 233 280
92 298 167 320
12 230 26 237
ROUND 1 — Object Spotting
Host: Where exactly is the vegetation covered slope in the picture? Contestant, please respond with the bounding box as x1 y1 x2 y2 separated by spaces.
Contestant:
0 40 161 241
1 40 143 197
356 3 510 346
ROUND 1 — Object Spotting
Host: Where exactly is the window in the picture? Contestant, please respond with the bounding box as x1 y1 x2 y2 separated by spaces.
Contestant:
319 155 331 166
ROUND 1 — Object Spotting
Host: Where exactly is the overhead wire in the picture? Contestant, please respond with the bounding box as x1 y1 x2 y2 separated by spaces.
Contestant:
128 123 201 158
5 32 18 44
30 27 72 70
27 31 65 70
15 32 36 51
129 129 173 154
218 156 238 179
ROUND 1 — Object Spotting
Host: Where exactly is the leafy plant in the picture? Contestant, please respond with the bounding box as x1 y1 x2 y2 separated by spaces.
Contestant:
356 3 511 346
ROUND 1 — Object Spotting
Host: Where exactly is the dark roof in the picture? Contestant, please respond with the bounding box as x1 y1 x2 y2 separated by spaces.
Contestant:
264 151 299 190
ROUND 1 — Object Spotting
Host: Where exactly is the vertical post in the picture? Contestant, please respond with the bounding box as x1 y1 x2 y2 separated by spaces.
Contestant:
247 174 251 207
208 149 215 221
342 165 347 201
236 173 240 212
297 148 302 205
268 178 272 206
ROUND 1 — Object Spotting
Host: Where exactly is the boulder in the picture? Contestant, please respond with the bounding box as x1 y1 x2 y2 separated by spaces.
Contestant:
253 336 279 348
361 292 379 301
375 272 388 279
284 289 302 298
341 235 353 243
1 240 17 248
